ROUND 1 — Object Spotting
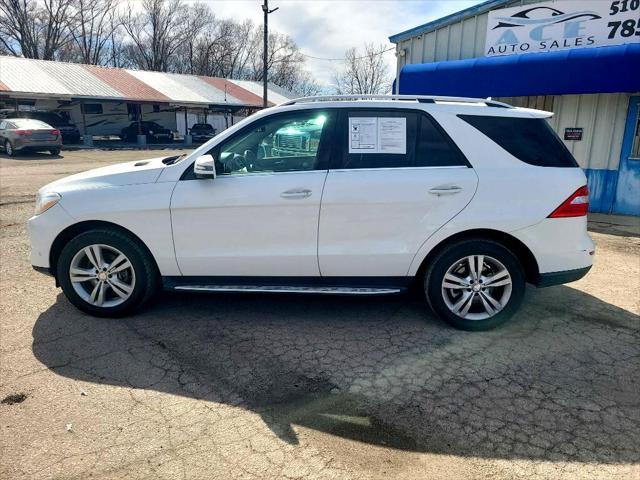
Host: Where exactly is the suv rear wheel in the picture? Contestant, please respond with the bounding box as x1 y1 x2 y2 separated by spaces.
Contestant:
424 239 525 331
57 229 158 317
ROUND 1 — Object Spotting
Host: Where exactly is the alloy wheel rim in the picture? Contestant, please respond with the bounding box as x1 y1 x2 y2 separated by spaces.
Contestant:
441 255 512 320
69 244 136 308
6 142 12 155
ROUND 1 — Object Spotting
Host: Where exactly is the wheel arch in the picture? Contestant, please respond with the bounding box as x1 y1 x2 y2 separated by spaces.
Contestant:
49 220 159 281
414 228 540 284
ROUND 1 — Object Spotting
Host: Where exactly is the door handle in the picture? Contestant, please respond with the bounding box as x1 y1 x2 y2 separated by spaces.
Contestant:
281 188 312 199
429 185 462 196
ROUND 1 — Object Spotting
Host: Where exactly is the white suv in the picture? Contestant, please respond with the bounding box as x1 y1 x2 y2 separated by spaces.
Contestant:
28 95 595 330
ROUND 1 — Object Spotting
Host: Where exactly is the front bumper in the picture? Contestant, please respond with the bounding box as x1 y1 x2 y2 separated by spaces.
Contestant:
28 203 75 270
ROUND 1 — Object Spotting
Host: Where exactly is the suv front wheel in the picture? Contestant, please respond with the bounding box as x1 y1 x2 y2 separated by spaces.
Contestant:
424 239 525 331
57 229 158 317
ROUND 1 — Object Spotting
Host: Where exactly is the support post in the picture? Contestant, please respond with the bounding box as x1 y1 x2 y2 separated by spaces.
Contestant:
262 0 278 108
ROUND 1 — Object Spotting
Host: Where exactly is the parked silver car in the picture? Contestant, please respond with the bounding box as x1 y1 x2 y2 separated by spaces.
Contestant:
0 118 62 156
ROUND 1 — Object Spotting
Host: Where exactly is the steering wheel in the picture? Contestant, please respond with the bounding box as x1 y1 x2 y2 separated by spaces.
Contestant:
226 153 246 172
243 149 257 171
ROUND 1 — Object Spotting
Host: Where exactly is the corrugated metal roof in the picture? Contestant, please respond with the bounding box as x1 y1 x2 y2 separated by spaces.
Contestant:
0 56 295 107
37 59 122 97
228 80 291 105
0 56 71 95
199 76 264 107
166 72 245 105
127 70 239 105
82 65 171 102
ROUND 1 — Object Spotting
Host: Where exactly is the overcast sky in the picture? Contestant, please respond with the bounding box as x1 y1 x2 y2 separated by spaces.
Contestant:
197 0 483 87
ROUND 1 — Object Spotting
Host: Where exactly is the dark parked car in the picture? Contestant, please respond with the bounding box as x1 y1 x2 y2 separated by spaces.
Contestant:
120 121 173 143
189 123 216 142
3 111 81 144
0 118 62 156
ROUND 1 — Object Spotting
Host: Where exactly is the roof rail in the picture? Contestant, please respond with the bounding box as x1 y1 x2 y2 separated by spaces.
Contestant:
279 94 512 108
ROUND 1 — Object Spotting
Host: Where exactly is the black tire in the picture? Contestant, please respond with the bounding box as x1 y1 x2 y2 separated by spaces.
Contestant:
57 228 159 317
50 148 61 155
5 140 16 157
424 239 525 331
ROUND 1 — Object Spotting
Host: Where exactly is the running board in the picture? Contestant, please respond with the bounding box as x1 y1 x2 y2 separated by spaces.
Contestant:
173 285 404 295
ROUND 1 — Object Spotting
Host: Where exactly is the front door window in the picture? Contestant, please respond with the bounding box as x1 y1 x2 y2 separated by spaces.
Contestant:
214 111 333 175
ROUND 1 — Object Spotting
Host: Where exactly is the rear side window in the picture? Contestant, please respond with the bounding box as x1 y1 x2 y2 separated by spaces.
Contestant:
416 115 468 167
459 115 578 167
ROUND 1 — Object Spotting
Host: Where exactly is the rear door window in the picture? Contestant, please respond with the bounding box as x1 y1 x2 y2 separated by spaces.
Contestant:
336 110 418 169
458 115 578 167
335 110 468 169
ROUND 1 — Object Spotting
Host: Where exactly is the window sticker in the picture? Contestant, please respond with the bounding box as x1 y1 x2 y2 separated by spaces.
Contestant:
378 117 406 154
348 117 406 154
349 117 377 152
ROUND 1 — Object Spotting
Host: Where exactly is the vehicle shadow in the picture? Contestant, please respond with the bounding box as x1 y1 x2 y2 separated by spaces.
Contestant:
32 286 640 464
0 152 63 160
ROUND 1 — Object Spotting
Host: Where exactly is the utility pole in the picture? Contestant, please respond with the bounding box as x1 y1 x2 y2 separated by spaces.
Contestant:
262 0 278 108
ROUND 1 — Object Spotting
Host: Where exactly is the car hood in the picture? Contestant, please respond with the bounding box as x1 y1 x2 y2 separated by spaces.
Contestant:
40 156 168 194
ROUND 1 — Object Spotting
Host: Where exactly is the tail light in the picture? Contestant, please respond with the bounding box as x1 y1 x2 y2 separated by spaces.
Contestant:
15 129 33 136
51 129 60 136
548 186 589 218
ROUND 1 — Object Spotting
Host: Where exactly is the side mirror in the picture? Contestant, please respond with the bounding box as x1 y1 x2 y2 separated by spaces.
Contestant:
194 154 216 179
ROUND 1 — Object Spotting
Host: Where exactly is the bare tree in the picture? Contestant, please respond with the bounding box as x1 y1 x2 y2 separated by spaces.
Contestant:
291 71 323 96
65 0 121 65
171 3 215 74
120 0 189 72
0 0 74 59
0 0 320 95
334 43 391 95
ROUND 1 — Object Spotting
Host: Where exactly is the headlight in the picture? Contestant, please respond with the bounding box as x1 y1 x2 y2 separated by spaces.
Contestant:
35 192 61 215
148 130 154 134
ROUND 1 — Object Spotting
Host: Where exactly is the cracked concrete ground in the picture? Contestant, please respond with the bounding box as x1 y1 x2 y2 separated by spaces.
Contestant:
1 150 639 480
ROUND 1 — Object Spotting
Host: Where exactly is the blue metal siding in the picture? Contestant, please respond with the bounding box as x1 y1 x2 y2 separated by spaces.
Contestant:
612 96 640 215
584 169 620 213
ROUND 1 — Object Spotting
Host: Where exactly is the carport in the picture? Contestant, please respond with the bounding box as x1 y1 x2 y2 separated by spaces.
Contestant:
0 56 294 147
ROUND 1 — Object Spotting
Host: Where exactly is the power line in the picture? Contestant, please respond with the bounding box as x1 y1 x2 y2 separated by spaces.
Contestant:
300 46 395 62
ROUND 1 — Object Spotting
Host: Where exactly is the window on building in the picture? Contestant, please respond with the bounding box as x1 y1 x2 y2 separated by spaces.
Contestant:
81 103 103 115
127 104 141 120
631 110 640 159
459 115 578 168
